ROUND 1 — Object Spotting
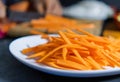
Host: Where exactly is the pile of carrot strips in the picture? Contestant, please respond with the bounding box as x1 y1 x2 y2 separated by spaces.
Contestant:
30 14 95 33
21 28 120 70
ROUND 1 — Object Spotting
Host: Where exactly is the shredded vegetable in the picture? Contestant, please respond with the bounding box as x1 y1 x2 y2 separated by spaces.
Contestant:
21 28 120 70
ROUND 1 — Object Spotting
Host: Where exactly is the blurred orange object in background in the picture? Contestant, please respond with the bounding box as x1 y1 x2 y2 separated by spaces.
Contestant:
10 0 29 12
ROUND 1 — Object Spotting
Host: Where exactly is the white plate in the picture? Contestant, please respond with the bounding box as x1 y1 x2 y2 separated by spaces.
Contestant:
9 35 120 77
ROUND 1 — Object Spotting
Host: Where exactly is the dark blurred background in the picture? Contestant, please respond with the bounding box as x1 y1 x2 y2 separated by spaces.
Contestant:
60 0 120 9
3 0 120 9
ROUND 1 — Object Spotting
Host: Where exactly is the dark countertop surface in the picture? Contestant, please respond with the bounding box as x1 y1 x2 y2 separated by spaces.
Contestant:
1 19 120 82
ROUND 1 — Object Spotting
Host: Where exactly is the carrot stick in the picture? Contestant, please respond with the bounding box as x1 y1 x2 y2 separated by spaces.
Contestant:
27 51 46 58
56 59 88 70
62 48 68 60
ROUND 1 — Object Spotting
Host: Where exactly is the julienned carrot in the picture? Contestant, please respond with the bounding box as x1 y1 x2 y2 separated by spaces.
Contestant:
30 14 95 33
27 51 46 58
21 28 120 70
62 48 68 60
30 30 46 35
56 59 89 70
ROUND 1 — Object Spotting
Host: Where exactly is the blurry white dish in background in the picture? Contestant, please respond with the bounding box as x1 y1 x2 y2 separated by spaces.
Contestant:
63 0 114 20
